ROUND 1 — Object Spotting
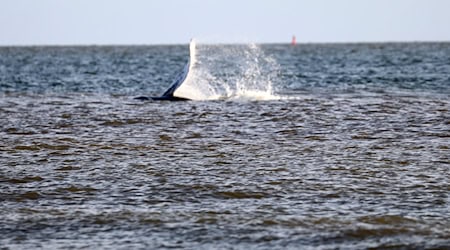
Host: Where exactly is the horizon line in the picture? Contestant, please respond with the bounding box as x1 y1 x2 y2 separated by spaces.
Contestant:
1 39 449 47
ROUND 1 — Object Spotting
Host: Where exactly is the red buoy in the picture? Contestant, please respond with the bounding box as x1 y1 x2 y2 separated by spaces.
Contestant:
291 35 296 46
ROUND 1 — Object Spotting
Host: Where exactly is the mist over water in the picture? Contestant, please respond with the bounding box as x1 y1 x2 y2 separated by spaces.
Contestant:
196 43 279 100
173 41 279 101
0 42 449 249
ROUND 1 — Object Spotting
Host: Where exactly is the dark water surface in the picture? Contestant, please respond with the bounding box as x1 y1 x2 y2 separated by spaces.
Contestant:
0 43 449 249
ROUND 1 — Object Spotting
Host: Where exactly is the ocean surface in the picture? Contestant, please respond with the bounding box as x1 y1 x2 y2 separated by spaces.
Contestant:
0 42 449 249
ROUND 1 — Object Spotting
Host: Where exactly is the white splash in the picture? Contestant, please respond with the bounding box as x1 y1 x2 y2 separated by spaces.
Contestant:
174 40 280 101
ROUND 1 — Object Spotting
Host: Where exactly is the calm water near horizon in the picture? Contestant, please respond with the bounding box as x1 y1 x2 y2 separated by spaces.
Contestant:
0 42 449 249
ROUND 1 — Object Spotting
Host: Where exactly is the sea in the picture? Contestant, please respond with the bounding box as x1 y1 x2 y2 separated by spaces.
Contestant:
0 42 449 249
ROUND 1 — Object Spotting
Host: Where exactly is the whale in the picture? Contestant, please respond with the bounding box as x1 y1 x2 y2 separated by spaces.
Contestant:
135 39 196 101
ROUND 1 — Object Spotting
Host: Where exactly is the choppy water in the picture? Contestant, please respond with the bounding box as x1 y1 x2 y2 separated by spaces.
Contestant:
0 43 449 249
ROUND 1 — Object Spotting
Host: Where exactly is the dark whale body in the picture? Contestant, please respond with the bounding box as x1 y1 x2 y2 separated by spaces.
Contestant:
133 96 190 101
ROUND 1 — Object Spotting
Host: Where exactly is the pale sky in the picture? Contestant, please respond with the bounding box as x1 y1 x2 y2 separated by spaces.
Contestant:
0 0 449 45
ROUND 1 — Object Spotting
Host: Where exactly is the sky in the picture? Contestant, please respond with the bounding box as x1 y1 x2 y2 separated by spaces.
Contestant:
1 0 449 45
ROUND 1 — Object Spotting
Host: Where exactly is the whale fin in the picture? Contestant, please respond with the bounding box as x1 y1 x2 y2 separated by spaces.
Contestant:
134 39 195 101
161 39 196 99
161 57 190 97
